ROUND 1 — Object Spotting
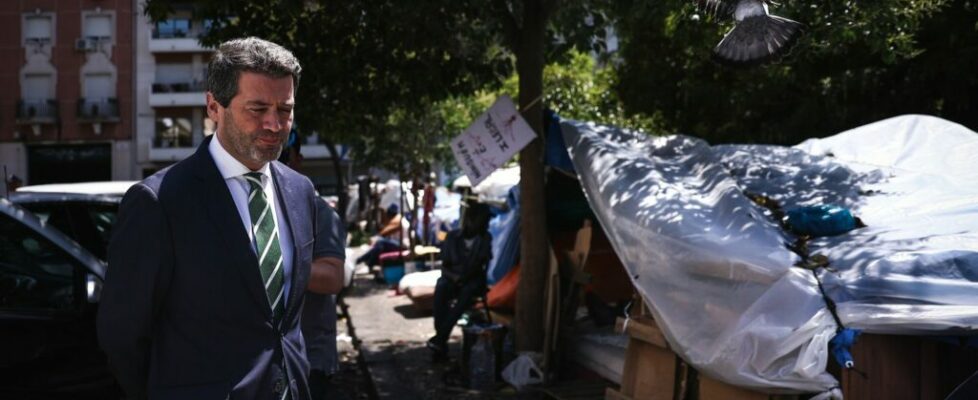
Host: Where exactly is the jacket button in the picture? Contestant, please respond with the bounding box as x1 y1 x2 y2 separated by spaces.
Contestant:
274 379 285 394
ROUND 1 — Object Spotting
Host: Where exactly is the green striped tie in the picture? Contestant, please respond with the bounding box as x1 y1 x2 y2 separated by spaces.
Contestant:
243 172 286 321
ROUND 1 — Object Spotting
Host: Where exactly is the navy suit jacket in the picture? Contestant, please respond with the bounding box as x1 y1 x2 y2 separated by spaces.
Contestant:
98 136 318 400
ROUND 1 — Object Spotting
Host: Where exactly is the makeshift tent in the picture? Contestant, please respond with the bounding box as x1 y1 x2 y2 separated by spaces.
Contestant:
560 115 978 395
487 186 520 284
412 186 462 243
452 166 520 205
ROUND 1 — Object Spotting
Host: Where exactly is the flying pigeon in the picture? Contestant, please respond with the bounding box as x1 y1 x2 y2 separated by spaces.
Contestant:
697 0 804 65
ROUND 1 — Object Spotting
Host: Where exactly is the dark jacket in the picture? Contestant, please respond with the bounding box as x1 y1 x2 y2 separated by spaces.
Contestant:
439 230 492 284
97 136 318 400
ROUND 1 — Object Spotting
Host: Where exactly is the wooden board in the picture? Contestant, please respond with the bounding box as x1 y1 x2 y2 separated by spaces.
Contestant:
838 334 978 400
540 380 614 400
698 374 770 400
616 316 669 349
604 388 633 400
609 315 783 400
611 316 676 400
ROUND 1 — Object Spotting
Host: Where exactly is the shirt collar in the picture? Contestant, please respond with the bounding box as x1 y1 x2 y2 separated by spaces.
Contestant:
208 134 272 183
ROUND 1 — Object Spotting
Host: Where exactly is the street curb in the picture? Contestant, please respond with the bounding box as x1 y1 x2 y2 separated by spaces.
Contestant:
338 293 380 400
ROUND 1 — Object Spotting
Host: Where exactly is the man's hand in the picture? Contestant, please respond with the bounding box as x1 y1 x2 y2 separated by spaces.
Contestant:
307 257 344 294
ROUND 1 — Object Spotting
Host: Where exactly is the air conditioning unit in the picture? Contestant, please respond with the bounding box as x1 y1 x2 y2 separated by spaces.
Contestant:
74 38 96 52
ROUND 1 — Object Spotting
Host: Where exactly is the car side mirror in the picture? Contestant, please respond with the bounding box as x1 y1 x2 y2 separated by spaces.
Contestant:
86 273 102 303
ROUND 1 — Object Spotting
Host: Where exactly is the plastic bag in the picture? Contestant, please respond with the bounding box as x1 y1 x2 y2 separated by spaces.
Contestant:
784 205 858 237
501 352 543 391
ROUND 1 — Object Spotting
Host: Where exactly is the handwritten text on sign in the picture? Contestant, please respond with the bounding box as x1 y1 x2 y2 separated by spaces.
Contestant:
451 95 536 186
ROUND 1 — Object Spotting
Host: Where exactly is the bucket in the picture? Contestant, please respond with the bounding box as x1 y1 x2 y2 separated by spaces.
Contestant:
381 264 405 285
461 323 506 391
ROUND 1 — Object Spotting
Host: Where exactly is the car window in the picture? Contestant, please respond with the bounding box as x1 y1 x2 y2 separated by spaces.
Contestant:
16 201 118 261
83 204 117 259
0 213 79 312
19 203 75 240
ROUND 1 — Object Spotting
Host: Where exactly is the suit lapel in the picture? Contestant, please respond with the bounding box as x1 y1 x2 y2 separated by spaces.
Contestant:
271 163 309 325
192 136 272 320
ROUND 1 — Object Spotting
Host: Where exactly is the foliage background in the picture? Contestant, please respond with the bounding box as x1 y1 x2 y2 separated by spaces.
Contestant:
607 0 978 144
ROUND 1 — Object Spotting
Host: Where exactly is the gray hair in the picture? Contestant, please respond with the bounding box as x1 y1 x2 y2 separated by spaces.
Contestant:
207 37 302 107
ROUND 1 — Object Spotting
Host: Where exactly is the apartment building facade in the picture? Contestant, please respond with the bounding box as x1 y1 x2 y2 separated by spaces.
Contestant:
134 2 353 192
0 0 135 185
134 2 213 176
1 1 351 190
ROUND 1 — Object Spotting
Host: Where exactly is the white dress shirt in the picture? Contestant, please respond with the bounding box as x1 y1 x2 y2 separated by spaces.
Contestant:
209 135 294 303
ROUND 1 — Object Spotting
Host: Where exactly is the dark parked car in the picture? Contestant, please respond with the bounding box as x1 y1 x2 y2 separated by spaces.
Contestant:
10 185 128 261
0 182 133 398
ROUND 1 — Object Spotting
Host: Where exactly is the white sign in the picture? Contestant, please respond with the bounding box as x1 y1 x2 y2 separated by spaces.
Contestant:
450 95 536 186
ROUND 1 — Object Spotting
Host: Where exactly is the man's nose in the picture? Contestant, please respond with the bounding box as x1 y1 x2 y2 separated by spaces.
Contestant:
262 111 287 132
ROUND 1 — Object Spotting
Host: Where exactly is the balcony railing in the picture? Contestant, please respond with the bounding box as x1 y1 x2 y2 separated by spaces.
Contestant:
152 82 206 93
151 18 213 39
153 135 194 149
77 98 120 122
153 116 195 148
149 82 207 107
15 99 59 124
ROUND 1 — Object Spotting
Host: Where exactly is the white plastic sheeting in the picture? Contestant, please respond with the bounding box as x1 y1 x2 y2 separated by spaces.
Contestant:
560 115 978 394
452 166 521 204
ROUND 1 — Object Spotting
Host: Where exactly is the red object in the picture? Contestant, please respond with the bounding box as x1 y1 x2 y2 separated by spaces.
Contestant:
487 263 520 311
423 185 435 244
379 250 408 265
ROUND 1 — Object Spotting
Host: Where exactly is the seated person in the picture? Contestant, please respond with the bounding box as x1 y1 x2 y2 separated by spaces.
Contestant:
426 203 492 358
355 204 405 267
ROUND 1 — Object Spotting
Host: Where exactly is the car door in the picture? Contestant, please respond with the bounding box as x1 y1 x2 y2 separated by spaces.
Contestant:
0 198 117 397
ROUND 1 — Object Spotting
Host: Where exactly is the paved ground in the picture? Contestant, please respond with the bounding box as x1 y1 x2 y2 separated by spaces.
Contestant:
317 294 374 400
342 271 536 400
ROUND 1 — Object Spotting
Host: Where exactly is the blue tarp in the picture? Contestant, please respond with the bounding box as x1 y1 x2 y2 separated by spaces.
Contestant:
487 186 520 284
545 110 575 175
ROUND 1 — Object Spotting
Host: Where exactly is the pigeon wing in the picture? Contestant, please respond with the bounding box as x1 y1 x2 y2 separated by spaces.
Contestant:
695 0 736 21
713 14 804 65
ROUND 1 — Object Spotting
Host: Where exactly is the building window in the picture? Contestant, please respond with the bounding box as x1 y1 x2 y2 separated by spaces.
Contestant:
24 15 53 46
23 73 54 100
83 14 113 42
154 19 191 39
83 73 114 100
155 116 193 148
153 63 203 92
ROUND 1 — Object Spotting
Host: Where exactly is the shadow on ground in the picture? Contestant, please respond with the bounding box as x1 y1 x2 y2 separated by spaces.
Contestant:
393 304 432 319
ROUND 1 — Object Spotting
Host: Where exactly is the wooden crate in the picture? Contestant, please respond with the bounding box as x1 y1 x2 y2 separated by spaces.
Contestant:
605 315 797 400
838 333 978 400
604 312 978 400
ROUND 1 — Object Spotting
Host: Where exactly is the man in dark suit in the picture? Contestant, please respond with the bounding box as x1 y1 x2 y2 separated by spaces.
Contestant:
279 129 349 400
98 37 343 400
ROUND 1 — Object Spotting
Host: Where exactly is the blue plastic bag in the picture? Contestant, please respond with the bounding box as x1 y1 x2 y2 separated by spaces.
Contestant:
784 205 858 237
829 328 861 369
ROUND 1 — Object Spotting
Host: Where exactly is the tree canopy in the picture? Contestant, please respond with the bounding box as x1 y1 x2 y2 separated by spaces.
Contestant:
146 0 511 148
608 0 978 144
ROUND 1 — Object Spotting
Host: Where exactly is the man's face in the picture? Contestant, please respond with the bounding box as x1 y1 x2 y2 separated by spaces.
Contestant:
207 72 295 170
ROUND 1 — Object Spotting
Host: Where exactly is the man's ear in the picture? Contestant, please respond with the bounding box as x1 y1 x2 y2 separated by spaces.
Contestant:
205 92 222 121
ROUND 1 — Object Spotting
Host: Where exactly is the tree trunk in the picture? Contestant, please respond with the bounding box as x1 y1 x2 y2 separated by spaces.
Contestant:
322 136 348 223
514 0 549 354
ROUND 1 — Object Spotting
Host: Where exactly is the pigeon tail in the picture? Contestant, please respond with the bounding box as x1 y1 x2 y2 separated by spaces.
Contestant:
713 14 803 66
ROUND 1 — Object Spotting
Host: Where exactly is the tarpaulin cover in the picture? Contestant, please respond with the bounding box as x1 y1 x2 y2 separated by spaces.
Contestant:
560 115 978 394
487 186 520 284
